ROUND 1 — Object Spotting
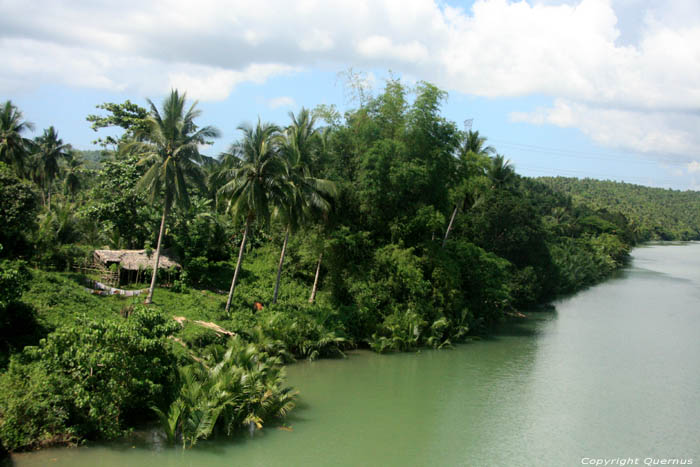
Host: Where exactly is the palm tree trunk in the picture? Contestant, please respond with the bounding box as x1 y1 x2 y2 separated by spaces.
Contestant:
309 252 323 303
442 204 459 248
272 225 290 305
225 219 250 314
145 204 168 304
47 185 51 211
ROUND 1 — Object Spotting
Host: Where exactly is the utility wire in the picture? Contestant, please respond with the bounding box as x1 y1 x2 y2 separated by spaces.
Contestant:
490 139 690 167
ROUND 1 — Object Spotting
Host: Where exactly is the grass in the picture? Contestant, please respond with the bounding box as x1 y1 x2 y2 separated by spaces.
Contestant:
19 244 337 359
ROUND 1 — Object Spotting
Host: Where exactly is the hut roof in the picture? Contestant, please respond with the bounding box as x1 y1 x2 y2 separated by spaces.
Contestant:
93 249 181 271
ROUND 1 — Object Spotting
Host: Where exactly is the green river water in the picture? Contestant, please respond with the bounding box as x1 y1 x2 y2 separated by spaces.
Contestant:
11 243 700 466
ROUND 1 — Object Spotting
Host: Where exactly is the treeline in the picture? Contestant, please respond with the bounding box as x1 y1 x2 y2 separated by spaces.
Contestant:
0 79 634 451
538 176 700 241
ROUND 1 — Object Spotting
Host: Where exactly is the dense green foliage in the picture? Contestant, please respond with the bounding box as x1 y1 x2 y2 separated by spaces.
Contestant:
0 163 39 257
155 337 296 448
0 260 42 368
0 82 646 452
0 308 177 450
538 177 700 241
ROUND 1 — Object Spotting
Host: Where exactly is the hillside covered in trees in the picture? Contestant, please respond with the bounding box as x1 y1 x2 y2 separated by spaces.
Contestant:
1 80 636 451
538 177 700 241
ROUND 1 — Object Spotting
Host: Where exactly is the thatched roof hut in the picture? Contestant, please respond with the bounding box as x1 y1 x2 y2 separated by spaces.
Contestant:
93 249 181 271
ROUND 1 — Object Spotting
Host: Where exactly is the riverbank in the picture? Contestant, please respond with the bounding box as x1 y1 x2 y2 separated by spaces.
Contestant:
0 229 629 454
10 243 700 466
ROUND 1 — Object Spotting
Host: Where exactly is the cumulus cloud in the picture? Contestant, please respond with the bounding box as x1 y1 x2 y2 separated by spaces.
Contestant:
511 99 700 158
167 64 298 101
0 0 699 160
267 96 296 109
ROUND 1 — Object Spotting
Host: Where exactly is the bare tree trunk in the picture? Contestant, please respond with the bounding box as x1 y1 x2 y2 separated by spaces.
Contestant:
442 204 459 248
309 252 323 303
225 219 249 314
145 204 168 304
272 225 290 304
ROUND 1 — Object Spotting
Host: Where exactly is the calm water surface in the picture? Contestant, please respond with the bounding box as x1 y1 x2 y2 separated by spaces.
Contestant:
13 243 700 466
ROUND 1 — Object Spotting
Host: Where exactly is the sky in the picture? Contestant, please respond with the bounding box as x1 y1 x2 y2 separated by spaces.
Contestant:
1 0 699 189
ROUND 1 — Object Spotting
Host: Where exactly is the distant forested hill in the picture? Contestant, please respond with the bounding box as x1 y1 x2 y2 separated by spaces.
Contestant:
73 149 106 169
538 177 700 241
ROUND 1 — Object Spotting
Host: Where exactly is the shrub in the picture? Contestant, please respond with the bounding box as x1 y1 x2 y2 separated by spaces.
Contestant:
0 308 179 451
0 260 31 309
154 337 297 448
255 304 350 360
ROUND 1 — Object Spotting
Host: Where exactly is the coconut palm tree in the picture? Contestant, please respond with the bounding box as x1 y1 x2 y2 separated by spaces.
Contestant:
487 154 516 189
307 127 337 303
0 101 34 177
218 120 287 314
129 89 220 304
199 155 223 205
443 130 495 247
460 130 495 161
34 126 69 210
272 109 336 304
62 152 83 199
442 184 484 248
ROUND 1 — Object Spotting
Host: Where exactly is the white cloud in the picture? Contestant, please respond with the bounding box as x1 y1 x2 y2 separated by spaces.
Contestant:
0 0 699 161
687 161 700 173
167 64 298 101
357 36 430 63
511 99 700 157
299 29 335 52
267 96 296 109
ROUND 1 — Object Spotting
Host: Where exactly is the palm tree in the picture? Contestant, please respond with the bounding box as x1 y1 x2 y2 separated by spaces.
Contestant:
62 152 83 199
272 109 336 304
308 126 337 303
443 130 495 247
218 120 286 314
443 185 484 248
487 154 516 189
154 337 296 446
129 90 220 304
34 126 69 210
308 217 333 304
38 200 81 245
460 130 495 161
0 101 34 177
199 155 223 205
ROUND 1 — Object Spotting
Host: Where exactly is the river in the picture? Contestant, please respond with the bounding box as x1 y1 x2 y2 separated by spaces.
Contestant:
11 243 700 466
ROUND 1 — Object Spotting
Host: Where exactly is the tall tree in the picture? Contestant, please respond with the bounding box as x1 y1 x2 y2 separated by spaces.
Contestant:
0 162 38 256
34 126 69 210
62 152 83 199
487 154 516 189
443 130 495 247
460 130 494 160
0 101 34 177
86 100 150 150
129 90 220 304
272 109 335 304
218 120 286 314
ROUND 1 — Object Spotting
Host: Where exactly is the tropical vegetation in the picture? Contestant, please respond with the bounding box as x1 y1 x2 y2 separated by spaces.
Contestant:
2 77 687 453
538 176 700 241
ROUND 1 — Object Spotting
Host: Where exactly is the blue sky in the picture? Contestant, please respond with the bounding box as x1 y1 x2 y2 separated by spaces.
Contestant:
2 0 699 189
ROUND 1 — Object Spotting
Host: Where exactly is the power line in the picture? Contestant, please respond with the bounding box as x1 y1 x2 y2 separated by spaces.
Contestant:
490 138 690 167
